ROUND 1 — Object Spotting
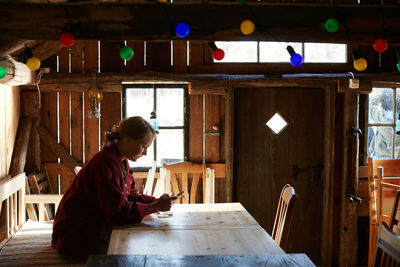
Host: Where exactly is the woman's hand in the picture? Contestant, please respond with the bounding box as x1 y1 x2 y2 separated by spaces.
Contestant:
156 194 173 212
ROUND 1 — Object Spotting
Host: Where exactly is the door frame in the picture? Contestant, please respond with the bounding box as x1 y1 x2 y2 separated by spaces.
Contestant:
225 79 335 265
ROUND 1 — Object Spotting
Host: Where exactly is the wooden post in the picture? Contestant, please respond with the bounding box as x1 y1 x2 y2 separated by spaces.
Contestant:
339 93 359 266
9 117 33 177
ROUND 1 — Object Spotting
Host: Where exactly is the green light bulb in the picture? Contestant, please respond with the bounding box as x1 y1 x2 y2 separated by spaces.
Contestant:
324 18 339 33
120 46 134 61
397 61 400 72
0 65 6 79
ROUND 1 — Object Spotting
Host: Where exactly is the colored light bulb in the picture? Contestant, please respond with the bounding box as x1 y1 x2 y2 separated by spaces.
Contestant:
324 18 339 33
0 65 6 79
240 20 255 35
175 23 190 38
397 61 400 72
26 57 41 71
212 48 225 61
290 54 303 67
373 38 388 53
353 57 368 71
120 46 134 61
60 32 75 47
287 45 303 67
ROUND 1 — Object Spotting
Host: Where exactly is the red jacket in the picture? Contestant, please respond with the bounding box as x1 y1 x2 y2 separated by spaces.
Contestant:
51 144 155 260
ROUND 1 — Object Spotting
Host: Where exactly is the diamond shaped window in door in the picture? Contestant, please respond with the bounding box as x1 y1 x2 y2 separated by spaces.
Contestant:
266 113 288 135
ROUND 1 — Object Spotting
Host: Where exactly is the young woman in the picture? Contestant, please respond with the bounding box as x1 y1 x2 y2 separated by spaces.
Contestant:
52 116 175 260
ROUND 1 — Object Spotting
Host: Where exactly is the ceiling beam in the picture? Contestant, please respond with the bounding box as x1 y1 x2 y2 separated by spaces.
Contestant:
1 2 400 44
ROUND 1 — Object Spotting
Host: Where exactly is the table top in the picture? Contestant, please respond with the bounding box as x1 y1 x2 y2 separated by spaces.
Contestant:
113 203 259 230
108 203 285 256
87 254 316 267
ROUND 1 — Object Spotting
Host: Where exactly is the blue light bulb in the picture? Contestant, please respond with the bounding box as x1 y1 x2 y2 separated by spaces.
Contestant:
290 53 303 67
175 22 190 38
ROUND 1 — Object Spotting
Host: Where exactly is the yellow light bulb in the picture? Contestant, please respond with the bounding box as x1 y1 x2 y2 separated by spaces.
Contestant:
353 57 367 71
26 57 41 71
240 20 255 35
87 88 103 103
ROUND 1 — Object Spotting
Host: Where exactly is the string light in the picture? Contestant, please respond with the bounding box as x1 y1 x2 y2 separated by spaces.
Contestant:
25 47 41 71
397 50 400 72
373 38 388 53
286 46 303 67
60 32 75 47
0 65 6 79
324 18 340 33
352 49 367 71
175 22 190 38
208 42 225 61
118 42 134 61
240 20 255 35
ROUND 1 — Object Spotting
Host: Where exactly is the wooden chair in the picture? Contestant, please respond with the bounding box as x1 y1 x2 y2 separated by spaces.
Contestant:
28 168 54 221
389 190 400 235
162 161 214 204
373 222 400 267
368 158 400 266
271 184 298 251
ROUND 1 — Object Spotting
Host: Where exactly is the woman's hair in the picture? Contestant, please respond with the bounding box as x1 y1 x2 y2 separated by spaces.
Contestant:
102 116 156 149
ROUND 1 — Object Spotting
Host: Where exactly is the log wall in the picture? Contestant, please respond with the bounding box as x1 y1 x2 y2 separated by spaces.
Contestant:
0 85 19 181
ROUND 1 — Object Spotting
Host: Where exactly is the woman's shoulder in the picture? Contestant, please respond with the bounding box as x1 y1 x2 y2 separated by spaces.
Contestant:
88 145 119 165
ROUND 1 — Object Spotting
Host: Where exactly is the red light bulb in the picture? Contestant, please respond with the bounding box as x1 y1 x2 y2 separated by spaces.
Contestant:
60 32 75 47
212 48 225 61
373 38 388 53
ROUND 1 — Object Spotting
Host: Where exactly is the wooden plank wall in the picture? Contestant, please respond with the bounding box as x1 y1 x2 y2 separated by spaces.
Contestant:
38 41 226 201
0 85 20 181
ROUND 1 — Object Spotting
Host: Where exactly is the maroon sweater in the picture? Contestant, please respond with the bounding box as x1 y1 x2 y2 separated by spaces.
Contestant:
51 144 155 260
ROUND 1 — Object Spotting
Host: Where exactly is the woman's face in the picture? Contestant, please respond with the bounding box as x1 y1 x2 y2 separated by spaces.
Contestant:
122 134 155 162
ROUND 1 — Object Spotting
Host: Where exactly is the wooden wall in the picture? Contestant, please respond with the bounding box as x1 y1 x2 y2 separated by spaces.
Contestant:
0 85 19 180
33 41 226 200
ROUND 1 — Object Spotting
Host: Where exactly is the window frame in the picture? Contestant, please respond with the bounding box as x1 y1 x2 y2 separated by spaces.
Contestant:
122 83 189 171
213 41 348 64
367 85 399 160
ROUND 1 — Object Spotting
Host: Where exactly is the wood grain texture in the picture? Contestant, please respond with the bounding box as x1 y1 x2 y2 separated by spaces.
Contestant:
3 2 400 45
0 220 85 266
87 254 315 267
125 41 144 72
100 92 121 146
9 117 32 177
145 42 172 72
188 95 203 162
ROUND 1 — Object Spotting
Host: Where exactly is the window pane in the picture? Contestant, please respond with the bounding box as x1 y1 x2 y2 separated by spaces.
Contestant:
369 88 394 124
214 41 257 63
368 126 393 159
259 42 302 63
157 129 184 166
125 88 153 121
157 88 184 126
128 142 155 168
304 43 347 63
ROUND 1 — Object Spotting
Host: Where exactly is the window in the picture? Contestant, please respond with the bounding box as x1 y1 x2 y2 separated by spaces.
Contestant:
123 84 188 168
214 41 347 63
368 87 400 159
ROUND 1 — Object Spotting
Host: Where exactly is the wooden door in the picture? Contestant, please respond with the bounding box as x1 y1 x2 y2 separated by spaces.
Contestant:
234 86 325 264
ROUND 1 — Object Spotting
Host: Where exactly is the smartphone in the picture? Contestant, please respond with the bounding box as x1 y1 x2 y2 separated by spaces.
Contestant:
176 190 184 198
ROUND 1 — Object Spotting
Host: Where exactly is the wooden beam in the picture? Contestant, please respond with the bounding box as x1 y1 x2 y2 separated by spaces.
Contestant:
9 117 33 177
1 3 400 44
31 41 65 62
0 40 37 57
37 125 80 173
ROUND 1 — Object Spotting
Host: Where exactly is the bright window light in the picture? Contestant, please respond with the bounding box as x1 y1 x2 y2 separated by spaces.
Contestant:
260 42 302 63
266 113 288 135
214 41 257 63
304 43 347 63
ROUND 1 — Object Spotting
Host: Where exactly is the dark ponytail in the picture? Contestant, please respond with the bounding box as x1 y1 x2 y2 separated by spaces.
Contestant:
102 116 156 149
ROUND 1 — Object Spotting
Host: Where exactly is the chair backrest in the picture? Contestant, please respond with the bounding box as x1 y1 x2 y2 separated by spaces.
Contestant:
271 184 298 250
373 222 400 267
390 190 400 235
163 161 214 204
368 158 400 267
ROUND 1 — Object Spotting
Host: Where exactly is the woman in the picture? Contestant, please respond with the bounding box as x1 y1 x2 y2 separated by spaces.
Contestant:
52 116 175 261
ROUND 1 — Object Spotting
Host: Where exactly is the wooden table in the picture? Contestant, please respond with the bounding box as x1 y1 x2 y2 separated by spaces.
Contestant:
108 203 284 255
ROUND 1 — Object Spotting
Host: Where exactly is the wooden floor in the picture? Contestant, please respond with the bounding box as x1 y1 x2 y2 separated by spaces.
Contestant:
0 220 85 267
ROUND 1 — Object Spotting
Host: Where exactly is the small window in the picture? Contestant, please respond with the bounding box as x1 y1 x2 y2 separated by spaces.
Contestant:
304 43 346 63
214 41 257 63
368 87 400 159
213 41 347 63
123 84 188 168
